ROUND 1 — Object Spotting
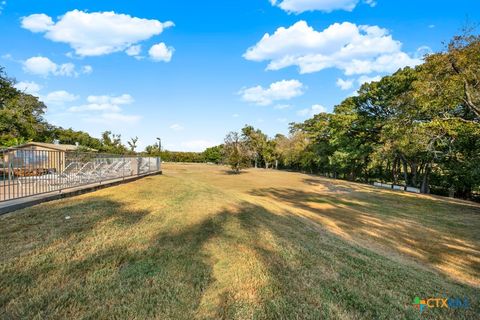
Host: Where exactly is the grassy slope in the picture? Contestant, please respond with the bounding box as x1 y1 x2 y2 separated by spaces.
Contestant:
0 163 479 319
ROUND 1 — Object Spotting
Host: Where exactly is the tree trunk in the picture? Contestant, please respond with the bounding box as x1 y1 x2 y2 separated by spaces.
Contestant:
411 162 418 187
448 186 455 198
420 163 431 194
385 160 391 183
275 159 278 170
400 155 409 190
363 157 369 183
392 157 398 186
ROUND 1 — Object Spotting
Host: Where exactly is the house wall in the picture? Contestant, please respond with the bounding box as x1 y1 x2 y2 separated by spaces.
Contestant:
3 146 66 174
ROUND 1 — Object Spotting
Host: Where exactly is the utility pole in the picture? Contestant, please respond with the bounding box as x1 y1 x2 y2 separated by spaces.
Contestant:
156 137 162 152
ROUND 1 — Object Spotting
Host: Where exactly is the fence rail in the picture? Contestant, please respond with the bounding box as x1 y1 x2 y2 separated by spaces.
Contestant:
0 148 161 202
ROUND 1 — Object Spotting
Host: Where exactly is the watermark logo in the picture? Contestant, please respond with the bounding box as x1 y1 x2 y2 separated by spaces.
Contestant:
412 296 469 313
413 297 427 312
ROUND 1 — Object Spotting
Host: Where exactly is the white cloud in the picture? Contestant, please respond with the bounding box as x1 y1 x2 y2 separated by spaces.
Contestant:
0 1 7 15
68 93 139 124
21 13 53 32
428 24 435 29
125 45 142 56
149 42 174 62
82 65 93 74
232 113 240 117
1 53 12 60
57 63 76 76
244 21 422 75
23 56 91 77
87 94 134 105
14 81 78 106
169 123 184 131
270 0 358 13
277 117 288 123
270 0 376 13
357 74 381 85
23 56 57 76
298 104 327 117
239 79 304 106
69 103 121 113
336 78 354 90
14 81 42 95
415 45 433 59
43 90 78 105
21 10 174 57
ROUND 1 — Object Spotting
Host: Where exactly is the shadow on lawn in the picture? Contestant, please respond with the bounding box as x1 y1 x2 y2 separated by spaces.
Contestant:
1 195 478 319
249 187 480 288
223 170 247 175
194 201 478 319
1 196 221 319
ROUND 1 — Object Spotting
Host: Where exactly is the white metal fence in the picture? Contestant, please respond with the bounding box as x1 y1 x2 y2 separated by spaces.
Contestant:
0 149 161 202
373 182 420 193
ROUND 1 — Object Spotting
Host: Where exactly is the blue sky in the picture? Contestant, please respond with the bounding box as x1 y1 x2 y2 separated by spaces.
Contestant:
1 0 478 151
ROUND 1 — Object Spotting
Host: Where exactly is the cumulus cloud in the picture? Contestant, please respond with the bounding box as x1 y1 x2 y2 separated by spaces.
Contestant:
239 79 305 106
23 56 91 77
21 10 174 57
82 65 93 74
357 74 382 85
14 81 78 106
149 42 174 62
298 104 327 117
68 94 140 123
244 21 422 75
125 45 142 56
43 90 79 106
68 103 121 113
270 0 376 13
86 94 134 105
336 78 354 90
14 81 42 95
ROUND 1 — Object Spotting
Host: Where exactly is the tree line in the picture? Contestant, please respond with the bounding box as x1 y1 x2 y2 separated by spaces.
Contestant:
0 67 147 154
219 32 480 200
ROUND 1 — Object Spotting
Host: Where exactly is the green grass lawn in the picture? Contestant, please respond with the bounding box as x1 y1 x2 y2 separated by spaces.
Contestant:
1 163 479 319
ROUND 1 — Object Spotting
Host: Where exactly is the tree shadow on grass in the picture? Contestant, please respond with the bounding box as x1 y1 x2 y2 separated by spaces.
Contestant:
229 202 479 319
1 196 478 319
223 170 248 175
0 196 227 319
249 187 480 289
0 197 150 259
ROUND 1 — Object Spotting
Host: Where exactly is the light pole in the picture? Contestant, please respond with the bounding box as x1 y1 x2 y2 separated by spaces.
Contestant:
156 137 161 152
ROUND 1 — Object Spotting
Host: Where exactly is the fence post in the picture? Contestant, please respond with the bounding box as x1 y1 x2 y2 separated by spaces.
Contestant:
122 156 125 180
136 156 140 176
